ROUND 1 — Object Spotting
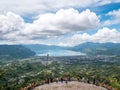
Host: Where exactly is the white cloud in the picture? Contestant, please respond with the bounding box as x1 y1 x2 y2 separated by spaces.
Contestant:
0 12 24 33
0 0 119 15
0 9 119 46
58 27 120 46
0 12 25 41
104 9 120 26
0 8 100 44
22 8 100 36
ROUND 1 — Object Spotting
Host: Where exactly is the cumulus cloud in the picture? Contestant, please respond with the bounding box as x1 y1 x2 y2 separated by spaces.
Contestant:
0 12 25 41
0 12 24 33
104 9 120 26
0 9 119 46
58 27 120 46
0 8 100 44
22 8 100 36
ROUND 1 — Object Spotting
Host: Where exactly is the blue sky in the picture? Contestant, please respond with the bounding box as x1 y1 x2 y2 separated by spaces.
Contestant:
0 0 120 46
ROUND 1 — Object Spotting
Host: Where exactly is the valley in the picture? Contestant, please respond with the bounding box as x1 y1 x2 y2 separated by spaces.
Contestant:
0 55 120 90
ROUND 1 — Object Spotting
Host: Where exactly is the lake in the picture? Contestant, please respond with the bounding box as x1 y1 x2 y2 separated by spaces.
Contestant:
36 49 86 56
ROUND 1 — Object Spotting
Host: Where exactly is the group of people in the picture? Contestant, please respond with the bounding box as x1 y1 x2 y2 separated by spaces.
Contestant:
20 80 39 90
86 78 113 90
20 77 70 90
77 77 114 90
20 76 114 90
46 77 70 84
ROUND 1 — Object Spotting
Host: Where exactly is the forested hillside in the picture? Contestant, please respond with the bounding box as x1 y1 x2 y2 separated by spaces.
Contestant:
0 45 35 59
71 42 120 56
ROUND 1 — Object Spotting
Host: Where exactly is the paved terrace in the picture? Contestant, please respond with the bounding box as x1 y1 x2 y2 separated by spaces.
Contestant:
34 81 107 90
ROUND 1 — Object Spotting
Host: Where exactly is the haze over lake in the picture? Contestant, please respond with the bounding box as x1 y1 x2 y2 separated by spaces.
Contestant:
36 50 85 56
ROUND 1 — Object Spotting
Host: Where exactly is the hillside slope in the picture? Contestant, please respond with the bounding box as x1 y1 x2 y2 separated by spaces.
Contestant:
0 45 35 59
71 42 120 56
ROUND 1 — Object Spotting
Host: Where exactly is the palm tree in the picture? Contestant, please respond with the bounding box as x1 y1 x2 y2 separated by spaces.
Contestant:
0 69 7 78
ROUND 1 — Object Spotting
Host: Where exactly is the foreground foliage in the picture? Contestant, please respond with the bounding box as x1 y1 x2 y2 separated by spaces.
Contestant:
0 55 120 90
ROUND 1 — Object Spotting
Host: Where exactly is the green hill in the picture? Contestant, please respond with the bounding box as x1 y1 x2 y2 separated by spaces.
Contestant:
0 45 35 59
71 42 120 56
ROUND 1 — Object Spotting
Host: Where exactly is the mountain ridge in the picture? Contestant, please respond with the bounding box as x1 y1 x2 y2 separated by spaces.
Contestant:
0 45 35 59
71 42 120 56
0 42 120 59
24 42 120 56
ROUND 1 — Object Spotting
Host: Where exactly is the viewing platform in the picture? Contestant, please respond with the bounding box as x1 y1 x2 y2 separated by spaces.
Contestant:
34 81 107 90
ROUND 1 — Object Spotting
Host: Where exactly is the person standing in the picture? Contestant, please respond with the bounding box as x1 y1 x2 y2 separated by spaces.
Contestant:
61 77 64 83
93 78 96 84
64 77 68 84
87 78 90 83
56 78 59 83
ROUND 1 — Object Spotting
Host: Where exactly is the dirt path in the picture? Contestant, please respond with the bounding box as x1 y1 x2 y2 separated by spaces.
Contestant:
34 81 107 90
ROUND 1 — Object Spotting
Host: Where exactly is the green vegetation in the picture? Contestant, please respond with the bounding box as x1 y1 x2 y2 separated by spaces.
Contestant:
0 56 120 90
0 45 35 60
71 42 120 56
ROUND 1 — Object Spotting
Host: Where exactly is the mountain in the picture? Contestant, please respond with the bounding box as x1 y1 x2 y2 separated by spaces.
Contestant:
0 45 35 59
0 42 119 59
24 42 120 55
71 42 120 56
24 42 120 56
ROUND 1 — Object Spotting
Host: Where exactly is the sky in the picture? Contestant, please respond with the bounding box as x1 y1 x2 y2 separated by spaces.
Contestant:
0 0 120 46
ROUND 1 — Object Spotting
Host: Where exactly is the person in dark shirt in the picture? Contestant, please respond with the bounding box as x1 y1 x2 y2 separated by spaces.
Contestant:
60 77 64 83
93 78 95 84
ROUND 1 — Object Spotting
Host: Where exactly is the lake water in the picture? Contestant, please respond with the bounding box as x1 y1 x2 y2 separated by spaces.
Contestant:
37 50 86 56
